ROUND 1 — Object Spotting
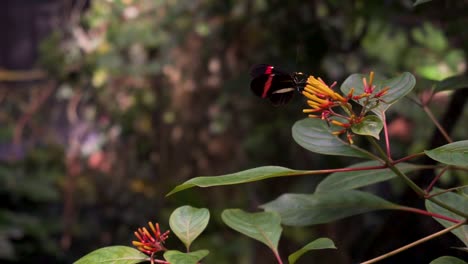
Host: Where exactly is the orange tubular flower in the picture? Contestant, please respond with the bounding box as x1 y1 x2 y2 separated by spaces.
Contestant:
302 76 348 118
132 222 170 256
300 71 386 144
303 76 346 103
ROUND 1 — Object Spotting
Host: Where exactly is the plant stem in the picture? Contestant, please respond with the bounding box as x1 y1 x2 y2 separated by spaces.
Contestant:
392 152 425 163
360 220 466 264
273 250 283 264
367 137 468 218
422 105 452 143
425 167 448 194
368 137 425 196
380 112 392 160
398 206 461 224
425 185 468 198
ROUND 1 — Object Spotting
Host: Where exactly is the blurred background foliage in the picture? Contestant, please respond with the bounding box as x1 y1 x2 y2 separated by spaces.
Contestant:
0 0 467 263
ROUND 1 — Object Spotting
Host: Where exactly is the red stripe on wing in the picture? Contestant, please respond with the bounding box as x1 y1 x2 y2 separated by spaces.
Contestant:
262 74 274 98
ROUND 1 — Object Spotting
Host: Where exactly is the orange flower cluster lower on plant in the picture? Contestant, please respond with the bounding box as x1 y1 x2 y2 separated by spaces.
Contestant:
132 222 170 256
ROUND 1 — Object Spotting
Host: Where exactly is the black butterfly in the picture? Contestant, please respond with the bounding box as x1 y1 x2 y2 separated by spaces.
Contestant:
249 64 306 105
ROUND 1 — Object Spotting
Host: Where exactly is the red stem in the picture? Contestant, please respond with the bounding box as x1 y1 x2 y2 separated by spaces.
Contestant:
304 164 387 175
399 206 461 224
392 153 426 164
425 167 449 194
381 113 392 161
273 250 283 264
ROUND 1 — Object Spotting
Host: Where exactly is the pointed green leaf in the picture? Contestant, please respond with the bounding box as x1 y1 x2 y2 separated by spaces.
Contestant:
351 115 383 139
435 75 468 92
424 140 468 167
169 206 210 250
425 189 468 247
260 190 398 226
292 118 375 159
340 72 415 114
316 161 420 193
167 166 310 196
221 209 282 252
74 246 148 264
430 256 468 264
288 237 336 264
163 250 209 264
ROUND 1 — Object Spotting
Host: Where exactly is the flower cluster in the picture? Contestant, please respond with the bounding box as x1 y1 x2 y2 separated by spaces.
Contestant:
302 72 388 143
132 221 170 263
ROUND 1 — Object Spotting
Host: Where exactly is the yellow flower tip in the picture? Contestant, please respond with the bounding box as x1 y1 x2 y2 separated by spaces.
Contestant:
347 87 355 98
375 86 390 97
306 100 321 109
308 114 319 118
331 129 346 135
148 221 156 233
332 92 346 102
330 120 349 127
132 241 143 246
330 120 342 126
303 91 320 101
303 109 319 113
369 71 375 86
142 227 151 237
306 76 334 95
306 75 319 84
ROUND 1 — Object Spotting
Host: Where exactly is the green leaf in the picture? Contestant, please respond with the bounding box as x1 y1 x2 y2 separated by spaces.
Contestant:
221 209 282 253
260 190 398 226
288 237 336 264
435 75 468 92
424 140 468 167
340 72 415 114
425 189 468 247
169 206 210 250
430 256 468 264
351 115 383 139
74 246 148 264
167 166 310 196
163 250 209 264
315 161 420 193
292 118 375 159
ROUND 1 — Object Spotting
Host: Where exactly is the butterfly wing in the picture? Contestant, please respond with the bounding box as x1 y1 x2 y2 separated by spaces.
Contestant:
250 73 295 105
249 64 291 78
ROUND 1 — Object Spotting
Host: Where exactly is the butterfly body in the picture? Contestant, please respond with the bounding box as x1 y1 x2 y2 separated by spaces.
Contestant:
249 64 305 105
